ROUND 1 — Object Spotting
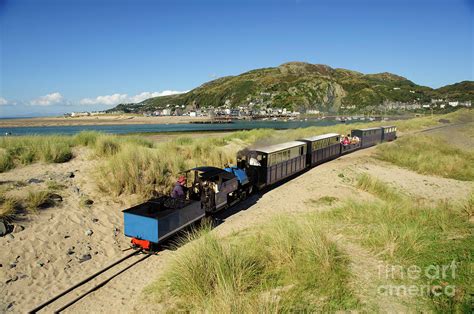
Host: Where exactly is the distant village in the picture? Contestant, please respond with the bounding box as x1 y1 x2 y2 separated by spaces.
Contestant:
65 96 471 119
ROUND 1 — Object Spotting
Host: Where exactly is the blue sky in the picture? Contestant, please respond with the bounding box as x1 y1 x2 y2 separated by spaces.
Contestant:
0 0 472 117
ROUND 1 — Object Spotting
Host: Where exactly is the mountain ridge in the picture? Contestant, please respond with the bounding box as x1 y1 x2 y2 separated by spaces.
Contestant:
110 62 473 113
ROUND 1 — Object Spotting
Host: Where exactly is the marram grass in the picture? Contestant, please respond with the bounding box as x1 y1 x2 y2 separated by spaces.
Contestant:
375 133 474 181
145 216 359 312
316 174 474 312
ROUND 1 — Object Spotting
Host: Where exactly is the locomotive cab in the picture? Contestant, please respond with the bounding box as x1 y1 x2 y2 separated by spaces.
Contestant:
184 167 239 214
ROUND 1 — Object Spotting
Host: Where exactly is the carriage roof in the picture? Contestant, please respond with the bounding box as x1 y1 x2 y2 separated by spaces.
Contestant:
299 133 340 142
250 141 306 154
352 127 383 132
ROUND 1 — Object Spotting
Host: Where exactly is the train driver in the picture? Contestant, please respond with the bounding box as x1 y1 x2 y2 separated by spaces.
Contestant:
171 175 187 200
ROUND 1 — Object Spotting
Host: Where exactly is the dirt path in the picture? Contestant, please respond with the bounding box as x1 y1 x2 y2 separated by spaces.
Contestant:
1 124 472 313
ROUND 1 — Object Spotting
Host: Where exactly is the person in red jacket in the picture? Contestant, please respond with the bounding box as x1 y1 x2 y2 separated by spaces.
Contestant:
342 136 351 145
171 175 186 199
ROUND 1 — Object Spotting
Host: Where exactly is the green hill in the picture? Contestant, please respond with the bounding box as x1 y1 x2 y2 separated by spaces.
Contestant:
110 62 473 113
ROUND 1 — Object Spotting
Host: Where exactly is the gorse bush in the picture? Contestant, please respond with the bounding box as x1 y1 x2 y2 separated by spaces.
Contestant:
147 216 359 312
376 134 474 181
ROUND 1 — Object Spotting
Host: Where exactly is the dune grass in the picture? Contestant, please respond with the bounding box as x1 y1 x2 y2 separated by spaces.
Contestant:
146 216 359 312
356 173 404 202
96 138 236 197
375 134 474 181
24 190 52 212
0 136 74 170
316 174 474 312
0 194 19 220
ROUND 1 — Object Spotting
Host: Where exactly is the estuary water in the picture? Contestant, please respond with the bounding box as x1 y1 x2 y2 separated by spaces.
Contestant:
0 119 355 136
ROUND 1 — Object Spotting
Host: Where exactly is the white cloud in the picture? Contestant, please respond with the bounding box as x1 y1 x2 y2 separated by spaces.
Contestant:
30 92 64 106
79 90 187 106
79 93 129 106
0 97 8 105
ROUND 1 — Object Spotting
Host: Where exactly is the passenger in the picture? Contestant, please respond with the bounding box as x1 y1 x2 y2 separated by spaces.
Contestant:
249 156 261 166
351 135 360 144
340 134 345 144
171 175 186 200
342 136 351 146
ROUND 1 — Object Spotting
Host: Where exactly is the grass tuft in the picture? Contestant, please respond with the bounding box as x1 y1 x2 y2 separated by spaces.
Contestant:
376 134 474 181
0 149 14 172
0 195 19 220
320 177 473 312
25 190 52 212
356 173 403 202
95 136 121 157
146 216 359 312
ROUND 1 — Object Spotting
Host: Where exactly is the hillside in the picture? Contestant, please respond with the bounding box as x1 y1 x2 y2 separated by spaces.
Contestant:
110 62 473 113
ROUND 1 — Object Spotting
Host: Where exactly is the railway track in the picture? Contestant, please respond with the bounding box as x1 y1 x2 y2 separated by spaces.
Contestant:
28 249 153 313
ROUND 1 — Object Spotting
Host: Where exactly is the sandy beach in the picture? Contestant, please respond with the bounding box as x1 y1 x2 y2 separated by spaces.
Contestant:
0 115 210 128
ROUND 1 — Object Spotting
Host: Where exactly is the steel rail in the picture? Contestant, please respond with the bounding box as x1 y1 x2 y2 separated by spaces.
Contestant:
54 253 152 313
28 249 142 313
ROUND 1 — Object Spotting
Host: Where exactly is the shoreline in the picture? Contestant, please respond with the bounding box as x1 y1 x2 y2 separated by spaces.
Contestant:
0 115 210 128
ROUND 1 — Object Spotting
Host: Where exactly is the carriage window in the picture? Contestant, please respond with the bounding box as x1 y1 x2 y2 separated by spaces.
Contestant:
269 154 275 166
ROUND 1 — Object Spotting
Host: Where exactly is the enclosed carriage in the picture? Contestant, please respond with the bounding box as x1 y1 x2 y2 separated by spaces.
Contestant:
239 141 307 189
381 126 397 141
298 133 341 166
351 127 383 148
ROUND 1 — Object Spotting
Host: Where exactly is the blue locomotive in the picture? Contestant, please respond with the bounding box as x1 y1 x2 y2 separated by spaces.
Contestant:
123 126 396 249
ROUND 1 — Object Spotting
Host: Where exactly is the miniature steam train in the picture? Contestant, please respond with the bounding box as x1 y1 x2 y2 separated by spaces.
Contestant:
123 126 397 249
